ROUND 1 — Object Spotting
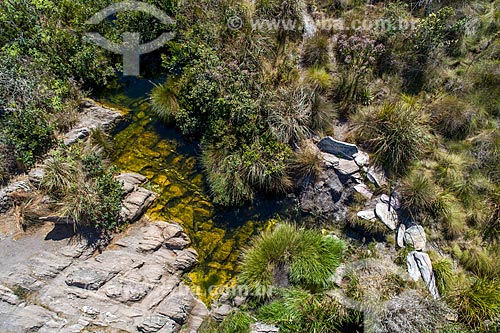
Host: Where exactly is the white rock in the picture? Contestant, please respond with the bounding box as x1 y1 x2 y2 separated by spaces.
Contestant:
357 209 377 221
367 166 388 187
404 225 427 251
353 151 369 167
375 202 398 230
353 183 373 199
396 224 406 248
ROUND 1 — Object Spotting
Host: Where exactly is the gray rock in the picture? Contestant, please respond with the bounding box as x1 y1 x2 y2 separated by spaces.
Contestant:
63 127 90 145
404 225 426 251
366 166 388 187
406 252 421 281
353 183 373 199
65 267 117 290
251 322 280 333
0 304 66 333
396 223 406 248
375 202 398 230
380 193 400 210
334 159 360 177
137 314 175 333
412 251 439 299
115 172 147 195
212 304 233 321
28 251 73 279
353 151 369 167
357 209 377 221
104 278 151 303
28 168 45 188
299 168 350 219
77 99 122 132
321 152 339 168
0 285 19 305
317 137 358 160
157 285 195 324
0 181 31 213
120 187 156 224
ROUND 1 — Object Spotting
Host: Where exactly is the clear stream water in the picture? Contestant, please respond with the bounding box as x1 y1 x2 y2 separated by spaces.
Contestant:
96 77 293 303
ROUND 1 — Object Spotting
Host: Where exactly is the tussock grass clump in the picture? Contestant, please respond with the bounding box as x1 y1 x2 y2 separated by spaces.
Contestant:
305 66 331 91
354 97 432 175
288 145 323 182
400 170 440 214
431 256 454 296
150 78 180 123
200 310 253 333
257 288 357 332
239 223 346 296
429 96 479 140
302 34 330 67
268 85 313 144
455 277 500 329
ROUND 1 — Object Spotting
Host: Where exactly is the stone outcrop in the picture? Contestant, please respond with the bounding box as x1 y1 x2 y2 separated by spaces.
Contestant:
63 99 122 146
375 202 398 230
0 221 208 333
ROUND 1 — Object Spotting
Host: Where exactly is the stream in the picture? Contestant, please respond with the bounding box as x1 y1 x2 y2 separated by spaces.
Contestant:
96 77 294 303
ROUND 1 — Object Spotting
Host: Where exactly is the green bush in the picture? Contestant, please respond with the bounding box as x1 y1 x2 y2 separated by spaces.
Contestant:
239 223 346 295
1 108 55 169
42 144 122 232
354 97 432 175
257 288 357 332
455 277 500 329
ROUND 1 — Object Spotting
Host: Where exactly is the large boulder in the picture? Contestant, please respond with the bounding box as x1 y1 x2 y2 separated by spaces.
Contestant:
404 225 427 251
317 137 359 160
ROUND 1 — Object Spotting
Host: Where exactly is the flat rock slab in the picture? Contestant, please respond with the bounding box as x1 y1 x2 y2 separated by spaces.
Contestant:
317 137 359 160
353 183 373 199
375 202 398 230
367 166 388 187
334 159 360 177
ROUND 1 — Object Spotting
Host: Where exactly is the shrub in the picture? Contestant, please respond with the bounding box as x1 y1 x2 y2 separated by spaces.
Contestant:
239 223 346 296
1 108 55 169
305 66 331 92
41 153 81 199
455 277 500 329
354 97 432 175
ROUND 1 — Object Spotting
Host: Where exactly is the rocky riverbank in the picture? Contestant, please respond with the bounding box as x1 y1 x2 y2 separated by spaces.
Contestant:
0 100 209 332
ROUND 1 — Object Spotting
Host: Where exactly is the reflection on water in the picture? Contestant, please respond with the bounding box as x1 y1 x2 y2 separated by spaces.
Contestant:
96 77 291 303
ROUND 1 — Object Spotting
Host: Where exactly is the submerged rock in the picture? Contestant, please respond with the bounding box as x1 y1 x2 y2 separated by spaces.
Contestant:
317 137 359 160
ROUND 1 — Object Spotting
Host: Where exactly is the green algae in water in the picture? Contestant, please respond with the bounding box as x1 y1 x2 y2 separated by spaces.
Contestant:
97 79 287 303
